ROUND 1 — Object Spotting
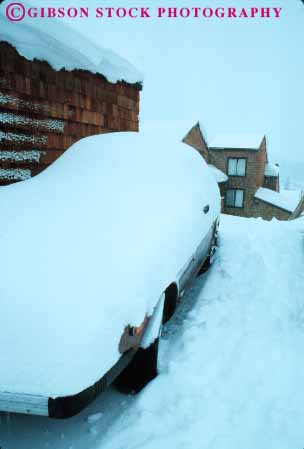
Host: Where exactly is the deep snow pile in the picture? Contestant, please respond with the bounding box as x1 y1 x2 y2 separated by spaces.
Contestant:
0 131 220 397
97 214 304 449
0 1 142 84
0 214 303 449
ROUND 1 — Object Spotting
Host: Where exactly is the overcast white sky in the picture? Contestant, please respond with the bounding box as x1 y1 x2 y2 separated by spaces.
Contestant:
26 0 304 179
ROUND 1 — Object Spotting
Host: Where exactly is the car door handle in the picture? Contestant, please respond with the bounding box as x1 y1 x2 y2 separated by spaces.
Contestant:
203 205 210 214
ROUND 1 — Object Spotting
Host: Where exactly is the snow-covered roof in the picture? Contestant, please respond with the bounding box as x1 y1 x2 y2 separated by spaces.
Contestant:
280 189 303 210
255 187 300 213
208 164 228 183
0 5 142 84
209 134 264 150
264 163 279 177
0 131 220 397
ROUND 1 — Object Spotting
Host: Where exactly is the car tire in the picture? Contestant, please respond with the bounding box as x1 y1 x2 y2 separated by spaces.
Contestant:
198 255 211 275
162 283 178 324
198 231 218 275
114 338 160 394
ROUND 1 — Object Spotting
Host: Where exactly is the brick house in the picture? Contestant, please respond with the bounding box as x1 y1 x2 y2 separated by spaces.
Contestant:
0 18 141 186
183 122 302 220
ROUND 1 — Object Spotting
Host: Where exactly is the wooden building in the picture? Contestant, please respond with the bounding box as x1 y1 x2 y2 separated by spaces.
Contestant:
184 122 302 221
0 19 142 186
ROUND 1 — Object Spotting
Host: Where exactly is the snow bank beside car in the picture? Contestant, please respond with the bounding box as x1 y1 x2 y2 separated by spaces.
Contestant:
1 215 303 448
98 214 304 449
0 131 220 397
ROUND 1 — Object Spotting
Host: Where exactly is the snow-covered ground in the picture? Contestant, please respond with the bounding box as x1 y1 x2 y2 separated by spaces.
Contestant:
1 214 304 449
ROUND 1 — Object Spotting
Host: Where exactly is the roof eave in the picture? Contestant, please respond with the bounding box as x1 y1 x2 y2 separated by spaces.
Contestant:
209 147 259 151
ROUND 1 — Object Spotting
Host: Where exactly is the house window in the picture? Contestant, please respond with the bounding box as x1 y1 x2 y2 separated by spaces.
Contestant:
228 158 247 176
226 189 244 208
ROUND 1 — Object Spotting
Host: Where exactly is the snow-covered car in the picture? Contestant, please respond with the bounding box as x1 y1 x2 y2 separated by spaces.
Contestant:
0 132 220 418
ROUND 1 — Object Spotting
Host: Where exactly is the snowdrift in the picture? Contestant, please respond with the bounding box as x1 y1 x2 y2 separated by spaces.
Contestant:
99 215 304 449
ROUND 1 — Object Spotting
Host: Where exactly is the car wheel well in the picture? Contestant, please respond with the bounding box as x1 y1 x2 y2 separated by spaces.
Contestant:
162 282 179 324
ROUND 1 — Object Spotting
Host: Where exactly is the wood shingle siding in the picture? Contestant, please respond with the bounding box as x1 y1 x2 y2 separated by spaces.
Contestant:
0 41 141 186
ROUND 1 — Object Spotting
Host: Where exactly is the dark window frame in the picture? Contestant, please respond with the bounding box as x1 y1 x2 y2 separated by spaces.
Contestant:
225 188 245 209
227 157 248 177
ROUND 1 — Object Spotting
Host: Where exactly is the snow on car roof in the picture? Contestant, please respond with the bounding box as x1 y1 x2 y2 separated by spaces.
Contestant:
208 164 228 183
0 131 220 397
264 163 280 177
209 134 264 150
255 187 300 213
0 4 142 84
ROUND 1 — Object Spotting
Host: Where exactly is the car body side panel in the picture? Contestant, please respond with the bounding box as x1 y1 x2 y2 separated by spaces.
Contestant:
178 220 216 294
48 348 137 419
0 391 49 416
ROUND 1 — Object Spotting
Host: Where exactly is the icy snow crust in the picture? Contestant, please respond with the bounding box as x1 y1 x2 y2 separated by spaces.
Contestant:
0 132 220 397
0 6 142 84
